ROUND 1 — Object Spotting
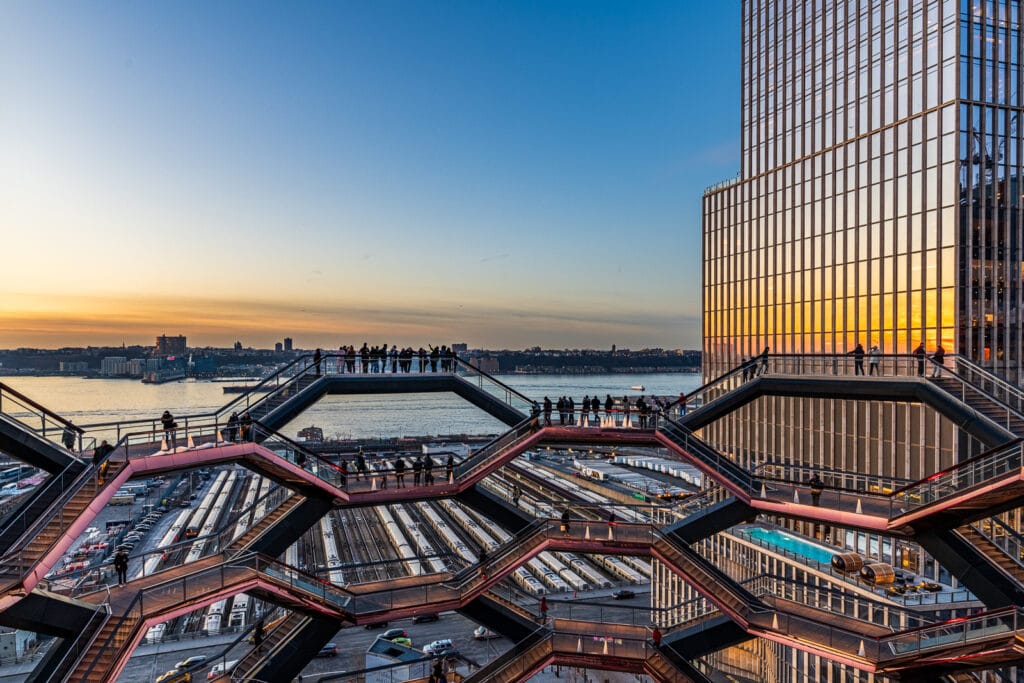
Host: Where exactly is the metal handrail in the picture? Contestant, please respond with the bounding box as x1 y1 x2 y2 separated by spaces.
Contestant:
0 380 82 431
44 601 110 682
657 412 1024 520
951 354 1024 410
72 487 293 595
0 435 127 568
0 456 84 547
456 416 536 481
730 525 977 607
453 356 535 406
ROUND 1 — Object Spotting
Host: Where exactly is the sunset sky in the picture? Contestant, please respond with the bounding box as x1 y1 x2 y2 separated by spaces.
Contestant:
0 2 739 350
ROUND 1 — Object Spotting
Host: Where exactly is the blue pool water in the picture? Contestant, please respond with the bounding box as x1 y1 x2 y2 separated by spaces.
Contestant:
742 527 836 565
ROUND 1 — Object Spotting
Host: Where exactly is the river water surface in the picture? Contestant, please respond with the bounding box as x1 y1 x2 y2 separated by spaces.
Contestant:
4 372 702 441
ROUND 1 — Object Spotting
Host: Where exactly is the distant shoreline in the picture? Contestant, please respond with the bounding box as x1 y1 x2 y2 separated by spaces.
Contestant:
0 367 700 379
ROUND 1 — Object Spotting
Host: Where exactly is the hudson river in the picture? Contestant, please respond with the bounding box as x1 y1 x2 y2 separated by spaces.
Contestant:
4 372 702 441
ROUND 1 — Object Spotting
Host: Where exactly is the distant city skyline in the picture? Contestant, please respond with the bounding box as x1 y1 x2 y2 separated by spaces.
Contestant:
0 2 739 350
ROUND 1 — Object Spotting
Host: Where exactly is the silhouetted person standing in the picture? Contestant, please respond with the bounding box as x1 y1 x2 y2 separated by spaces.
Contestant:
413 456 423 486
869 345 881 375
226 411 239 442
355 451 367 481
914 343 927 376
313 348 322 376
62 422 76 451
423 454 434 485
240 412 253 442
931 345 946 377
254 617 265 652
161 410 177 448
113 549 128 586
809 472 824 507
849 342 865 375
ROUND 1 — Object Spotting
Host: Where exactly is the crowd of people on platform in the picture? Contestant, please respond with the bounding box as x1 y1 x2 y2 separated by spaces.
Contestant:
537 393 670 428
326 449 457 489
311 344 459 375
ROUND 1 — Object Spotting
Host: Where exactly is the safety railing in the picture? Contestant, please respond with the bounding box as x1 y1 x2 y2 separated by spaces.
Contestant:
952 354 1024 418
551 617 659 659
754 461 913 500
0 436 126 582
742 581 1019 663
454 357 535 416
73 487 294 595
659 412 1024 523
455 417 536 483
662 364 748 419
892 439 1024 512
115 420 349 493
541 396 669 429
43 601 110 683
968 516 1024 570
73 351 534 449
462 624 550 682
0 381 92 455
751 575 938 632
753 352 938 379
74 353 319 444
77 549 365 680
745 353 1024 437
0 457 90 552
542 588 732 629
657 419 759 494
878 606 1021 660
730 526 977 608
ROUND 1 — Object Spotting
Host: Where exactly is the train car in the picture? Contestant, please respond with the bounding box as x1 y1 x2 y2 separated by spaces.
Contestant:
205 600 227 635
185 471 236 563
436 499 546 595
391 504 447 574
229 594 250 627
562 553 613 588
375 505 420 576
320 515 345 584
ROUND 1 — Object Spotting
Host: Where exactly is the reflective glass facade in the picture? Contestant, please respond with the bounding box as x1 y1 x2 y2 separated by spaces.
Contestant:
696 2 1024 680
707 0 1024 381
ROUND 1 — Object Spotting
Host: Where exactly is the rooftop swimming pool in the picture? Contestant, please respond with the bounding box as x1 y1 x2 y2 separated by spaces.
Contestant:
741 526 836 565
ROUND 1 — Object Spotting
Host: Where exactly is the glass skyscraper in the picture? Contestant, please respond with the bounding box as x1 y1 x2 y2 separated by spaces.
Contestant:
692 1 1024 679
706 0 1021 381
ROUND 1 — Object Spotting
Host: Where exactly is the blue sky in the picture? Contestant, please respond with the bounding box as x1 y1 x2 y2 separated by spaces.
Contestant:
0 1 740 350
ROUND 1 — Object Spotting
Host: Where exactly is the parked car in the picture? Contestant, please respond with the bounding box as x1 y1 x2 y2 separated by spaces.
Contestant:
155 670 190 683
316 643 338 658
206 660 237 679
422 639 455 656
612 589 636 600
473 626 500 640
175 655 207 670
381 628 408 641
363 621 389 630
412 613 439 624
